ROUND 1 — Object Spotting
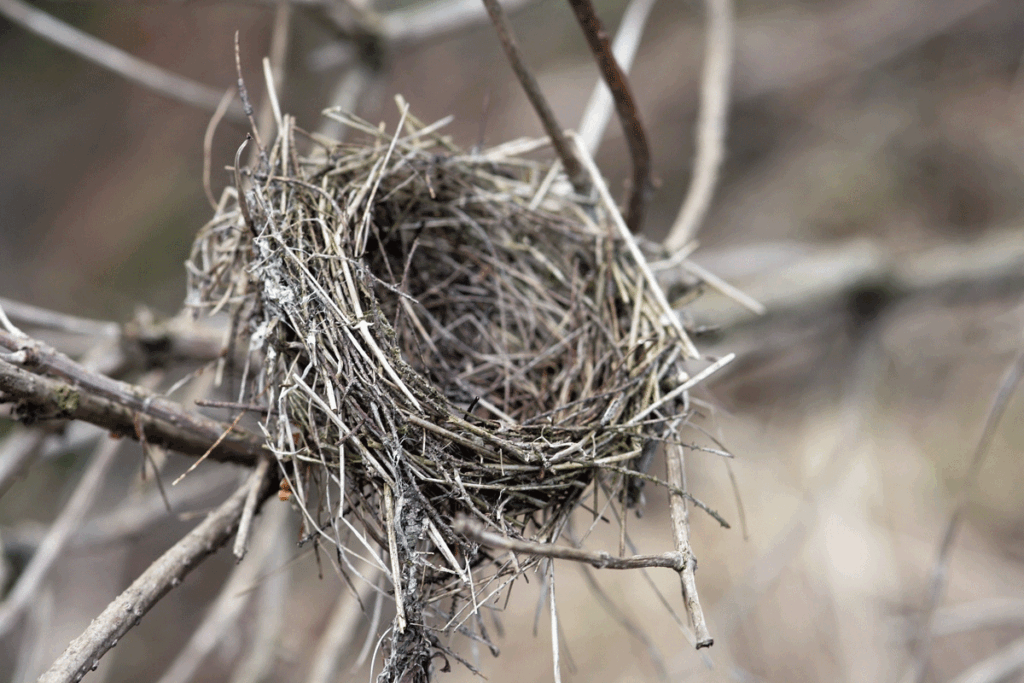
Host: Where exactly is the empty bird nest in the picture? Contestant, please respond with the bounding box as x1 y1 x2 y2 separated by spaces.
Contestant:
185 101 729 680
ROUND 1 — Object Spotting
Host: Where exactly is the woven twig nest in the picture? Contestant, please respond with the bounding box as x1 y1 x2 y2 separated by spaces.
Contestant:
186 104 714 680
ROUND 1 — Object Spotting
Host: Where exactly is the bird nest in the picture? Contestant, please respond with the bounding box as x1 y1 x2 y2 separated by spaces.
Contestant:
186 104 720 680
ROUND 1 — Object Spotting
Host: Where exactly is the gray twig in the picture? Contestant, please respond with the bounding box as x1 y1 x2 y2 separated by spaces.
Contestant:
37 474 266 683
0 335 266 466
665 443 713 648
664 0 735 251
0 0 245 121
0 435 123 639
454 515 687 571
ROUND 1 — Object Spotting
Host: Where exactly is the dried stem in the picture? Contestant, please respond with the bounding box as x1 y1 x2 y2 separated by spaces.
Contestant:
37 474 270 683
663 0 735 252
480 0 589 195
665 443 713 648
565 0 651 232
0 0 245 121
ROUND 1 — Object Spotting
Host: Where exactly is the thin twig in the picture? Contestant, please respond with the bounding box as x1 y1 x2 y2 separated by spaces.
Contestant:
548 562 562 683
577 0 658 155
234 456 272 560
665 443 713 648
0 297 118 338
204 88 238 210
0 428 47 498
663 0 735 251
37 473 267 683
0 435 123 639
306 568 381 683
0 0 245 121
480 0 589 196
906 350 1024 683
565 0 651 232
454 516 686 570
155 501 287 683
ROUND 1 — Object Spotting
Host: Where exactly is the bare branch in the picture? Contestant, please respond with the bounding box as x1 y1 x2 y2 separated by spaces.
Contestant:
154 502 288 683
0 0 245 121
37 473 269 683
385 0 536 44
0 297 118 338
665 443 713 648
453 515 686 570
480 0 589 196
565 0 651 232
577 0 658 155
0 435 123 639
906 351 1024 683
663 0 735 252
0 348 266 467
0 428 47 498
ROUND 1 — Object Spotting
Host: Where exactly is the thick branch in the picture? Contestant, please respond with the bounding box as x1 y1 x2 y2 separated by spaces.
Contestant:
0 344 266 467
480 0 589 196
37 474 272 683
565 0 651 232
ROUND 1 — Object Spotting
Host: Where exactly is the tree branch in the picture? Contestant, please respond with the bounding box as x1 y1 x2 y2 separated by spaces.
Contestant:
665 443 713 648
565 0 651 232
453 515 686 570
480 0 590 196
663 0 735 252
0 333 267 466
577 0 658 156
0 0 246 121
37 472 273 683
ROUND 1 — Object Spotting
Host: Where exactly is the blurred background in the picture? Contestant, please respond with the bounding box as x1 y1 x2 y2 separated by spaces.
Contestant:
3 0 1024 681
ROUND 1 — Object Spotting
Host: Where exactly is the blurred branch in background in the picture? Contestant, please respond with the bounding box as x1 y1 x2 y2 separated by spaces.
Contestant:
663 0 733 252
0 0 247 121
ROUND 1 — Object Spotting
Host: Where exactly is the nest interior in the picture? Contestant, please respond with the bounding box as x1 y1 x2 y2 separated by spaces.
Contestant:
186 105 707 679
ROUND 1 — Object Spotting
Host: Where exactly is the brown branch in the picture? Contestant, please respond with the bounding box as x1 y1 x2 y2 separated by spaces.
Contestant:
665 443 713 648
577 0 658 155
0 0 246 122
0 337 266 467
36 473 272 683
453 515 686 571
480 0 589 196
565 0 651 233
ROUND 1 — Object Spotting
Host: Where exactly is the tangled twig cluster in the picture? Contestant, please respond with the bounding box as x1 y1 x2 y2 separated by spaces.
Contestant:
186 103 717 679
